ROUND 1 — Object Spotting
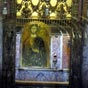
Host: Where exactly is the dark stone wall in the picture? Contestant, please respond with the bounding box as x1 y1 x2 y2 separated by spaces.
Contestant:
2 20 16 88
83 0 88 17
0 17 2 86
0 0 2 16
1 0 16 87
82 0 88 88
0 0 2 72
82 23 88 88
0 1 2 87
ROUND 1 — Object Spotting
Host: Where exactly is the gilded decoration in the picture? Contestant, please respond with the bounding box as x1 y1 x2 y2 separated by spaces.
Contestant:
16 0 72 19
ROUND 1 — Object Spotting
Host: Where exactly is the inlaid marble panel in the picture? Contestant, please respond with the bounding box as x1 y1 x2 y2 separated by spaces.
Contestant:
15 69 69 82
62 35 70 69
50 35 63 69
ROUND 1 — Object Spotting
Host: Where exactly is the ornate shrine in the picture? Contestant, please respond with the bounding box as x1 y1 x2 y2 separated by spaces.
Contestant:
2 0 84 88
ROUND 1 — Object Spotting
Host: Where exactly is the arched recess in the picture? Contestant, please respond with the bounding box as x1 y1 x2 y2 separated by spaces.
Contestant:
15 21 71 87
2 19 83 88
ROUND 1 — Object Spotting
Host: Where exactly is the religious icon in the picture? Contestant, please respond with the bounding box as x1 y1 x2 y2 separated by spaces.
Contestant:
21 22 50 68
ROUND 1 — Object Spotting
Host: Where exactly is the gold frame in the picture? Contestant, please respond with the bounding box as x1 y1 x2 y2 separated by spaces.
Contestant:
20 21 50 68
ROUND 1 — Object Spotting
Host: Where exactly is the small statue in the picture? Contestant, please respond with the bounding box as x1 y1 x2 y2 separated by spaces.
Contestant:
39 1 50 18
21 2 31 18
53 53 58 70
59 4 66 18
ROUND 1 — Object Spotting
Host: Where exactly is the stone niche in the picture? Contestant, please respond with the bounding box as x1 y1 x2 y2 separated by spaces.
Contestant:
15 21 70 84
